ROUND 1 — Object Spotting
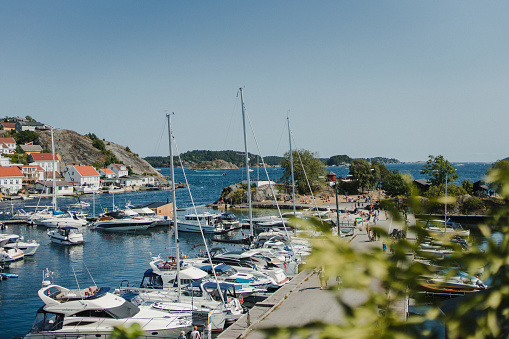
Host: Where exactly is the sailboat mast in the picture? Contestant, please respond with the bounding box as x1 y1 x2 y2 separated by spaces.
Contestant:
50 128 57 210
167 113 181 302
240 88 253 235
288 115 296 216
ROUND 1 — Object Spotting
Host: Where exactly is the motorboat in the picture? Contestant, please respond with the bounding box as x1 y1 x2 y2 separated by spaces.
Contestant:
425 220 470 238
34 211 88 228
92 212 155 232
199 264 271 292
0 234 40 255
178 212 224 233
219 213 240 230
194 248 289 289
47 226 84 245
129 207 169 226
1 246 24 262
25 280 192 338
69 201 90 208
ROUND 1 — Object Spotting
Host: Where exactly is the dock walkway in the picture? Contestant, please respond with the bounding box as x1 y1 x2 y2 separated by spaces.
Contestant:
219 210 408 338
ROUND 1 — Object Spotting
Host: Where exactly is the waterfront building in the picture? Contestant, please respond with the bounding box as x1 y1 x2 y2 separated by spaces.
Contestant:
16 165 45 184
29 153 60 173
98 168 115 178
108 163 128 177
64 165 101 191
0 166 23 194
35 180 75 195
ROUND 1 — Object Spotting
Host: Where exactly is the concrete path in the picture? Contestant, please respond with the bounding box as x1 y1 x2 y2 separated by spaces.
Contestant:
219 210 409 338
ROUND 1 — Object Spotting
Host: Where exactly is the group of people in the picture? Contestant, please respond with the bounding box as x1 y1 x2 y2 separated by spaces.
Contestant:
178 326 201 339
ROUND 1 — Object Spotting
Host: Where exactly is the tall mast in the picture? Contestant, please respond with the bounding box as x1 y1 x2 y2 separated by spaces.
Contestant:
51 128 57 210
288 115 296 216
167 113 181 301
240 88 253 235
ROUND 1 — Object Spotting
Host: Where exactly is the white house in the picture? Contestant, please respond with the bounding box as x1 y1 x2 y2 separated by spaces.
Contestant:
17 165 45 184
64 165 101 191
0 155 11 167
118 176 144 187
15 121 45 132
98 168 115 179
29 153 60 173
0 137 16 154
0 166 23 194
107 163 128 178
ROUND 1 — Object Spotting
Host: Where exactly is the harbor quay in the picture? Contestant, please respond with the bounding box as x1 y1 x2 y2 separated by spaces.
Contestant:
219 208 411 338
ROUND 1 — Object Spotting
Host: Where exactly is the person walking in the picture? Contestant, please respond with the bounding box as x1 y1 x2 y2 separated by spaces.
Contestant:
190 326 201 339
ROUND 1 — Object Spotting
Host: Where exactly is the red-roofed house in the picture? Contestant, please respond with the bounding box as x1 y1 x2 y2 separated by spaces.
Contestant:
0 122 16 131
0 166 23 194
64 165 101 191
17 165 45 184
107 164 128 178
98 168 115 179
28 153 60 172
0 137 16 154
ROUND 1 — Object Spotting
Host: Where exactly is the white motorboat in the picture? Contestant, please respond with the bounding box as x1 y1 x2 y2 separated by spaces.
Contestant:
1 246 24 262
34 211 88 228
198 264 271 292
47 226 84 245
0 234 40 255
178 212 224 233
92 213 155 232
425 220 470 238
69 201 90 208
25 281 192 338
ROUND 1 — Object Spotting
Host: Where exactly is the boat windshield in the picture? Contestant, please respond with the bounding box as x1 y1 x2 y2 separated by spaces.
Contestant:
30 307 64 332
106 300 140 319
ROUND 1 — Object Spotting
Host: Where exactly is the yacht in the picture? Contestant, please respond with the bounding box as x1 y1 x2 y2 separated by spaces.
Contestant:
1 246 24 262
178 212 224 233
0 234 40 256
25 281 192 338
34 211 88 228
425 220 470 238
92 211 155 232
47 226 84 245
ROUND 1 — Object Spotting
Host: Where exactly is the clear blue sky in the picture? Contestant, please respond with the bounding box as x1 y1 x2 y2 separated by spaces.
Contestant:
1 1 508 163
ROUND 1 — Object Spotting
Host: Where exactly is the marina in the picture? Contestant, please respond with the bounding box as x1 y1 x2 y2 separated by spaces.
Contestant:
0 163 492 338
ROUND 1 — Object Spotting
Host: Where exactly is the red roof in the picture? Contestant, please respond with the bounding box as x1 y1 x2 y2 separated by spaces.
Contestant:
100 168 115 174
0 137 15 144
74 166 100 177
31 153 58 161
0 166 23 177
0 122 16 129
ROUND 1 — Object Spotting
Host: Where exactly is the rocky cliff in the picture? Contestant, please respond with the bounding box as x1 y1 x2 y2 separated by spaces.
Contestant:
36 129 164 181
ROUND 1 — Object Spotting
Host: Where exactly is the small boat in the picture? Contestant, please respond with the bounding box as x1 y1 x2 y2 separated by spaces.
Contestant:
47 226 84 245
0 234 40 256
69 201 90 208
178 212 225 234
1 247 24 262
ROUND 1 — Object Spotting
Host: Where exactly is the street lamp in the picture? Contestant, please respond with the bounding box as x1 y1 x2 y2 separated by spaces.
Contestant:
334 180 340 237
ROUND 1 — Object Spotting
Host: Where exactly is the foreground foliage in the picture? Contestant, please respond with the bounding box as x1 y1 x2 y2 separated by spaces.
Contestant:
263 167 509 338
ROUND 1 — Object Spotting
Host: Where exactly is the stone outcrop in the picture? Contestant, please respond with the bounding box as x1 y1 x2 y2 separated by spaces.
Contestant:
36 129 164 181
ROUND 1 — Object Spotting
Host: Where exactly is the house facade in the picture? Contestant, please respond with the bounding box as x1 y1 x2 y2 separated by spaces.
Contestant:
29 153 60 173
17 165 45 184
15 121 45 132
64 165 101 190
107 164 128 177
35 180 75 195
0 137 16 154
0 166 24 194
98 168 115 178
118 176 144 187
0 122 16 131
20 144 43 154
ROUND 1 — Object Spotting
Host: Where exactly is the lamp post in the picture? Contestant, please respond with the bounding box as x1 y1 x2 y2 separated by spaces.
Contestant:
335 180 340 237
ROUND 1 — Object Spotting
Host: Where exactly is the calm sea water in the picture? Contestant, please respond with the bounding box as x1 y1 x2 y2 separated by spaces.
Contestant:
0 163 490 338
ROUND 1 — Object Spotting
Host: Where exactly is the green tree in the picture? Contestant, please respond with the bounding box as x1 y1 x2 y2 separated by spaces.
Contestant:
424 183 466 198
92 138 106 152
281 149 326 195
462 180 474 195
25 115 36 122
420 155 458 186
381 170 410 197
461 196 485 213
12 130 39 145
348 158 375 192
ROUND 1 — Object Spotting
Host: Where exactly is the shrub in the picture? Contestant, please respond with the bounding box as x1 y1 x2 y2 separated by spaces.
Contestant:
461 196 485 213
